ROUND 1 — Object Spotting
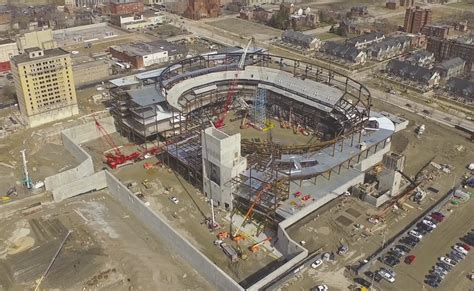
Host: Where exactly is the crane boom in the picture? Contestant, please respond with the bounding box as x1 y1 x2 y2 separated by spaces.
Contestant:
214 38 253 129
233 182 272 237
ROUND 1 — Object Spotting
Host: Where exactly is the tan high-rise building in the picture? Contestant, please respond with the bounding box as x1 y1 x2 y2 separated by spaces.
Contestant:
11 47 79 128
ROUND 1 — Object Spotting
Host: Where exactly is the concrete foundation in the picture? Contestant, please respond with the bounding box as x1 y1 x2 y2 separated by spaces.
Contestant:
45 116 116 201
104 171 244 291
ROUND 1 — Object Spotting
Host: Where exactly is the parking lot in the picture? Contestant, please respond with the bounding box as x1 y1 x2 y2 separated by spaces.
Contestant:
364 188 474 290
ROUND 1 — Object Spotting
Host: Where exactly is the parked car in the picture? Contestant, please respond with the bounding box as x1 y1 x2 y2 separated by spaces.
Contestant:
454 245 468 255
439 257 454 265
400 237 418 247
409 230 423 240
391 247 406 256
365 271 382 283
354 277 371 288
433 266 448 275
396 244 411 253
378 269 395 283
382 256 400 267
405 255 416 264
459 243 471 251
311 259 323 269
422 219 437 229
389 250 404 258
315 284 328 291
381 267 396 277
170 196 179 204
437 261 453 271
430 212 445 222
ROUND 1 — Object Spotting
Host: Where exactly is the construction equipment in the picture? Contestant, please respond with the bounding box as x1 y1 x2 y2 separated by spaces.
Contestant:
94 116 141 169
232 182 272 238
236 245 248 260
240 111 249 129
249 237 272 253
217 231 229 240
213 38 253 129
233 235 245 243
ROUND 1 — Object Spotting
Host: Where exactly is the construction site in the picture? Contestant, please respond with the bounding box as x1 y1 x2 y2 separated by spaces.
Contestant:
1 41 473 290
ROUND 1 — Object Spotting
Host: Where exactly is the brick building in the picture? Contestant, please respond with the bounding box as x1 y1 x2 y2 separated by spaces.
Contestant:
426 36 474 71
421 24 451 39
386 0 398 10
184 0 220 20
0 39 18 72
109 0 144 15
399 0 414 7
404 6 432 34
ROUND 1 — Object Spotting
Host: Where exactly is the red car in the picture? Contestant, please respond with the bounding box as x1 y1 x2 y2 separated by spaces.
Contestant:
405 255 416 264
430 213 445 222
461 243 471 251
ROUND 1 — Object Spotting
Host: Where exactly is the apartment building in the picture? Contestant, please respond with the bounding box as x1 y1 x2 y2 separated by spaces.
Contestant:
404 6 432 34
427 36 474 71
11 48 78 128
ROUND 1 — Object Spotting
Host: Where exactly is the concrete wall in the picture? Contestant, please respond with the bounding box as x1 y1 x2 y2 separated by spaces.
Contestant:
52 170 107 201
45 116 117 201
104 171 244 291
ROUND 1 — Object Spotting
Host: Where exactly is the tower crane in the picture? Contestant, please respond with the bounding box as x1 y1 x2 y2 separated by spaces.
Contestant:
214 38 254 129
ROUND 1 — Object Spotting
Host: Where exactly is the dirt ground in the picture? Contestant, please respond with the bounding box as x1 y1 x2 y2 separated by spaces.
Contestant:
222 112 314 146
0 191 212 290
208 18 282 41
108 158 280 287
278 99 474 290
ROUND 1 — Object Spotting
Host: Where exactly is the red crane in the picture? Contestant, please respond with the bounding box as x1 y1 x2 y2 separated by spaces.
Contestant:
94 116 141 169
213 38 253 129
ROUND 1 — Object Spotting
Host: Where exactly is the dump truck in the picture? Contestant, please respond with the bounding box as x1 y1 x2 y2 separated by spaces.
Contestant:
220 242 238 262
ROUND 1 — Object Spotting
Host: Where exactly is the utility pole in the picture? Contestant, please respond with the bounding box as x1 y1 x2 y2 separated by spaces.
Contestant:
20 149 31 189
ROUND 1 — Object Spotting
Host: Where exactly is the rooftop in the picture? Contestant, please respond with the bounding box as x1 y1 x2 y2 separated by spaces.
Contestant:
110 42 166 57
437 57 466 70
11 48 69 64
0 39 15 45
346 32 385 46
127 85 166 107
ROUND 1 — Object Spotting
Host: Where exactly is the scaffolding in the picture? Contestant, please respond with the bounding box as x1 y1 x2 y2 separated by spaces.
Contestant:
252 88 267 129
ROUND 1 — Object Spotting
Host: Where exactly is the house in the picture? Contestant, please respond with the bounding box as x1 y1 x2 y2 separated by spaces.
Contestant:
346 32 385 49
349 6 368 17
282 30 321 50
322 41 367 64
240 7 273 23
367 36 411 61
453 21 468 32
446 78 474 101
290 7 319 29
386 59 440 89
435 57 465 80
405 50 435 67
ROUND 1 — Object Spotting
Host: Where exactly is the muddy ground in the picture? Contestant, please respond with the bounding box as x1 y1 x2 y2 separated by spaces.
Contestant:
0 191 212 291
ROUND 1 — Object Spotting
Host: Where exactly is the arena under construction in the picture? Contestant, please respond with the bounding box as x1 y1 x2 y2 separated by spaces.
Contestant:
107 49 404 289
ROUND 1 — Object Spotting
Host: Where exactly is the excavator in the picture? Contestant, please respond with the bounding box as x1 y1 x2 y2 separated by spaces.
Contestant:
249 237 272 253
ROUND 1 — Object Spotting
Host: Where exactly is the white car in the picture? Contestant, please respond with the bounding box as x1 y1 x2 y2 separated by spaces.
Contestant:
378 269 395 283
409 230 423 240
316 285 328 291
170 196 179 204
439 256 454 265
422 219 437 229
311 259 323 269
454 245 468 255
